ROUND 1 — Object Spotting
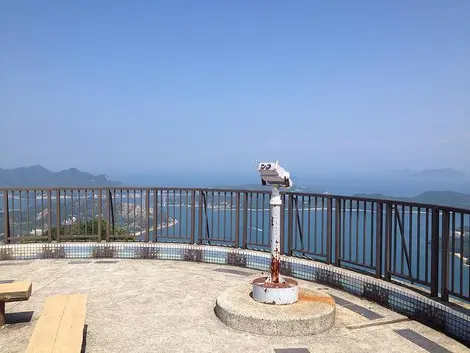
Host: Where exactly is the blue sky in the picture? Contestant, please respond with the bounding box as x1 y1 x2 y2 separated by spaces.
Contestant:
1 1 469 176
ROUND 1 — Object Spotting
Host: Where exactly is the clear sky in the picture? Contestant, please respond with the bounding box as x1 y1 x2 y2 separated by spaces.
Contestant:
1 1 469 176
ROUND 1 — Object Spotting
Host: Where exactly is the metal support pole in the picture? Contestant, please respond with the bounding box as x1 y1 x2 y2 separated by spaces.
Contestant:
280 194 286 255
430 207 440 298
326 198 332 265
440 210 450 301
334 198 341 266
287 195 294 256
384 203 393 281
252 183 299 305
190 190 195 244
234 192 240 248
56 190 61 242
2 191 10 244
97 190 102 242
242 193 248 249
375 202 383 279
252 161 298 305
269 186 282 283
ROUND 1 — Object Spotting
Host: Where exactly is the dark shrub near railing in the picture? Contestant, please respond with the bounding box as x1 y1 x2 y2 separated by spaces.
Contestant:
19 219 134 243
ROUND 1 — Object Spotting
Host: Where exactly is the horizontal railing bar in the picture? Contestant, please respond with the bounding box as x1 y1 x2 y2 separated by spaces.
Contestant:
0 186 272 194
337 258 376 271
388 271 431 286
149 239 192 244
292 249 328 257
245 242 270 247
8 236 48 242
199 238 235 243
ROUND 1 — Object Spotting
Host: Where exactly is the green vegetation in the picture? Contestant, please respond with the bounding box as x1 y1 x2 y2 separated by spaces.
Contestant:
21 218 134 243
65 218 128 237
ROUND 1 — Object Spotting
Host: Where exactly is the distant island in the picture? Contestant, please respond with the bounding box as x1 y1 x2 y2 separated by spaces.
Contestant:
352 191 470 209
0 165 121 187
395 168 468 180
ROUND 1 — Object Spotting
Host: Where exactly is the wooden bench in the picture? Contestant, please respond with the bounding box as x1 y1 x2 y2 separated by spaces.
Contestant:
26 294 88 353
0 281 32 326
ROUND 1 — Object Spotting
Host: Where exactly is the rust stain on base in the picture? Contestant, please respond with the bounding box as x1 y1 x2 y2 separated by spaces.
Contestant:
270 256 280 283
298 291 336 306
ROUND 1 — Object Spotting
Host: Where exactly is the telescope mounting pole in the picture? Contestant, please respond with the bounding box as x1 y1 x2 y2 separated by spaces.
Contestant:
268 185 284 284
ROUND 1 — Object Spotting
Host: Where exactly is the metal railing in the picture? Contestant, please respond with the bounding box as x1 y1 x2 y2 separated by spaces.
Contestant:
0 187 469 303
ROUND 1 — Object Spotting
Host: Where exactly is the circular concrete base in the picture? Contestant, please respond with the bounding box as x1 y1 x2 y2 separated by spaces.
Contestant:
252 277 299 305
215 281 336 336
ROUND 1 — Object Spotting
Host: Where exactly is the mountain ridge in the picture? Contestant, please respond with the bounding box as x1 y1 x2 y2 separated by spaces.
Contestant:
0 165 121 187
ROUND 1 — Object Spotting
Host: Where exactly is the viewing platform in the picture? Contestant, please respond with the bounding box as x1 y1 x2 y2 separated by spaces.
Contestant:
1 257 468 353
0 187 469 352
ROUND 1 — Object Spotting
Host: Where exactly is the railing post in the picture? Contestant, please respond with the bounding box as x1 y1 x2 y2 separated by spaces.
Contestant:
326 197 333 264
280 194 286 255
198 191 203 245
384 203 392 281
242 193 248 249
145 189 150 242
97 190 102 242
430 207 440 298
375 202 383 279
47 190 52 243
105 190 111 242
77 190 81 238
334 198 341 266
234 192 240 248
153 189 158 243
56 189 61 242
190 190 196 244
440 210 450 301
3 190 10 244
287 194 294 256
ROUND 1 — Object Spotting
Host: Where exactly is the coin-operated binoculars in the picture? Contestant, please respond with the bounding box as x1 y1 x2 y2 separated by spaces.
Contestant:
258 162 292 189
253 161 298 305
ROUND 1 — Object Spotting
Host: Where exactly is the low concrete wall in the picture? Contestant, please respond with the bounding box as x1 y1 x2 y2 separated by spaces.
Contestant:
0 242 469 346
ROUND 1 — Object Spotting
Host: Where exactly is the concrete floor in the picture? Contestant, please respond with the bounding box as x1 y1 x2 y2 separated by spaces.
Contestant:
0 259 468 353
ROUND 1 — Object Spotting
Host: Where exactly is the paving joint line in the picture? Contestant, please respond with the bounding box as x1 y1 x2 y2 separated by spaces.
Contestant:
347 318 410 330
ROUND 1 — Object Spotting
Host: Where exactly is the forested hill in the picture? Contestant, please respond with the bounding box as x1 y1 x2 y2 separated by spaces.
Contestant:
0 165 121 187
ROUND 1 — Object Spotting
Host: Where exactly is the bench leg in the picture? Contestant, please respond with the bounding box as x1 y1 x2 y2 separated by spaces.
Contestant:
0 301 5 326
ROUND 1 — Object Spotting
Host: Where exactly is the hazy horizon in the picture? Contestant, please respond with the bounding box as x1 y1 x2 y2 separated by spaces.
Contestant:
2 163 470 177
1 163 470 197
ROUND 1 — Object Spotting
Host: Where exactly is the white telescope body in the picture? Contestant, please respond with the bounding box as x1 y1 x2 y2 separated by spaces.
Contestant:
258 161 292 189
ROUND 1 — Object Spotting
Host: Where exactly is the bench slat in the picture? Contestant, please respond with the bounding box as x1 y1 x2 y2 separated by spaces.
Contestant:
26 294 87 353
53 294 87 353
0 281 32 302
26 295 68 353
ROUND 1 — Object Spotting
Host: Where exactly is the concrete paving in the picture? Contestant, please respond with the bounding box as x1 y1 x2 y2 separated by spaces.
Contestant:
0 259 468 353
